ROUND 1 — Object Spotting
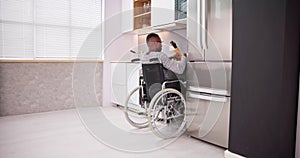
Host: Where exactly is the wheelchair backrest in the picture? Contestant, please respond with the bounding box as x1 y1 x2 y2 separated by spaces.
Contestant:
142 62 181 101
142 63 165 101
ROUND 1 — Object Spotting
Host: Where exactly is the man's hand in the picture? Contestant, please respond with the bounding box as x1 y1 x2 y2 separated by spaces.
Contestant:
172 48 182 60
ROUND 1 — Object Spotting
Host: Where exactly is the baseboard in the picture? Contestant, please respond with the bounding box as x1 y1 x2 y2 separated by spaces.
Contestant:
224 150 246 158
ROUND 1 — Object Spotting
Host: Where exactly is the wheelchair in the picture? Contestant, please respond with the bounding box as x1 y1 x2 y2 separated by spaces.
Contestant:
124 62 187 139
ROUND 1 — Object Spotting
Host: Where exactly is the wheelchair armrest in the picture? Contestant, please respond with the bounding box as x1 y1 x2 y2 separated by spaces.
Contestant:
149 58 159 62
162 80 187 89
131 58 140 63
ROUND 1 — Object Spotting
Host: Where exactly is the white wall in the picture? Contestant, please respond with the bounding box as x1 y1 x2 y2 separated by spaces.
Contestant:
102 0 137 107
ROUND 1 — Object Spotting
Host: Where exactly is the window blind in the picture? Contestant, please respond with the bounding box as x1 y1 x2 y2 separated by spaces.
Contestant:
0 0 103 59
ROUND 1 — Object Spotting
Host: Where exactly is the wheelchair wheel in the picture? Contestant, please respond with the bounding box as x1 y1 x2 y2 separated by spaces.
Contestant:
124 86 149 128
147 88 187 138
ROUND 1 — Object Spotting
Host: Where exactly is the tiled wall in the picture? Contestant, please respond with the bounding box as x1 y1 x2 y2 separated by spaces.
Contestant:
0 62 103 116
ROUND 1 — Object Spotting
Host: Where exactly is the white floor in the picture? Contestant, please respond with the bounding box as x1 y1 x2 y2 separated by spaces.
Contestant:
0 107 225 158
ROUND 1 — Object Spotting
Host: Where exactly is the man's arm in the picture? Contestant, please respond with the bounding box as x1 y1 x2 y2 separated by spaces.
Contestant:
159 53 187 74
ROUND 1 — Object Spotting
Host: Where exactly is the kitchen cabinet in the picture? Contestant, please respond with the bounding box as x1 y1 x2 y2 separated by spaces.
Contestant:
121 0 187 33
134 0 151 30
111 62 126 105
151 0 187 30
111 62 141 106
151 0 175 27
121 0 134 32
175 0 187 21
126 63 141 94
121 0 151 33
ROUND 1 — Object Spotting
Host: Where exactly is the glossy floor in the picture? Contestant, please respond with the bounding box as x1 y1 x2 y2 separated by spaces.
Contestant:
0 107 225 158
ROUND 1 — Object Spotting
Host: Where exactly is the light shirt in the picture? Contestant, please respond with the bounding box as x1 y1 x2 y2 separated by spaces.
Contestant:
141 51 186 74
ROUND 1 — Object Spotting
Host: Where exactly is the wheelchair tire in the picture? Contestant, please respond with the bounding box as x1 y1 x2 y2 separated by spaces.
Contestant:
147 88 187 139
124 86 149 128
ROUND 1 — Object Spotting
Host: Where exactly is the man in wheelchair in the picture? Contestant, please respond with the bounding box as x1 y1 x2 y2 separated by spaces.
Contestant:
141 33 187 102
141 33 187 76
124 33 187 138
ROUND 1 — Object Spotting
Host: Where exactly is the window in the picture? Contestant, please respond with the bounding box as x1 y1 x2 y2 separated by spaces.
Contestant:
0 0 103 60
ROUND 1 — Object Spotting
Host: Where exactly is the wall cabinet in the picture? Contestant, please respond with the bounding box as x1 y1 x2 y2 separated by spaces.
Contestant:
134 0 151 30
175 0 187 21
121 0 187 33
111 62 140 106
151 0 187 27
151 0 175 27
121 0 134 32
121 0 151 33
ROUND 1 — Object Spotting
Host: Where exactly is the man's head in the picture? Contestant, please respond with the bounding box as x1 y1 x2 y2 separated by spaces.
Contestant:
146 33 162 52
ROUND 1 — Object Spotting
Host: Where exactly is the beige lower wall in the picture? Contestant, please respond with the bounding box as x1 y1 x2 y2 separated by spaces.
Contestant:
0 62 103 116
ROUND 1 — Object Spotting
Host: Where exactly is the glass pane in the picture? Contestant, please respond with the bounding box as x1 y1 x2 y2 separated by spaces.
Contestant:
36 26 70 57
0 0 33 23
0 23 33 58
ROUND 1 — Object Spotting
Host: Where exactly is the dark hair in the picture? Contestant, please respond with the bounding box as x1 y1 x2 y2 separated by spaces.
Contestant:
146 33 160 43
